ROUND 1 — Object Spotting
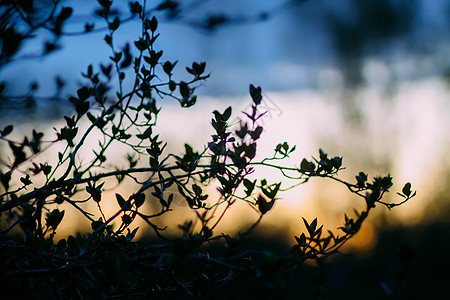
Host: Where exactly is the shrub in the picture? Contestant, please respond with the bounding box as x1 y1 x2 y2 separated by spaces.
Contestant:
0 1 415 298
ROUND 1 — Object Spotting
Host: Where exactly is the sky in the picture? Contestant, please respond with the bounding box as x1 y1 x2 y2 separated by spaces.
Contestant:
1 0 450 238
2 0 449 98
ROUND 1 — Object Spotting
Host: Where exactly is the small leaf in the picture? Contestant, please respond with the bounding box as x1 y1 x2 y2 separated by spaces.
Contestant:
303 217 318 237
126 227 139 241
116 193 126 208
300 158 315 172
77 86 90 101
192 61 206 75
91 219 104 231
331 156 342 169
109 17 120 31
289 145 296 153
179 81 190 99
310 218 317 232
20 174 32 186
249 84 262 105
0 171 12 190
192 184 202 196
322 236 331 250
58 7 73 21
129 1 142 14
167 193 174 206
104 34 112 45
64 115 76 128
148 16 158 32
85 23 95 32
245 143 256 159
139 126 152 139
111 52 122 63
1 125 13 137
46 209 65 230
257 194 274 215
222 106 232 121
169 80 176 91
163 60 177 76
100 63 112 77
243 178 256 196
134 193 145 208
313 225 323 238
86 112 96 124
122 214 132 225
251 126 263 140
41 164 52 175
402 182 412 197
295 233 306 245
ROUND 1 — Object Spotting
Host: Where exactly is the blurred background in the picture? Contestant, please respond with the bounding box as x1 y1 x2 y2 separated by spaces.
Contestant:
1 0 450 298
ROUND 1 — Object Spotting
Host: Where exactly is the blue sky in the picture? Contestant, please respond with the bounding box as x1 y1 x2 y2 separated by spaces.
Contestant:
2 0 449 100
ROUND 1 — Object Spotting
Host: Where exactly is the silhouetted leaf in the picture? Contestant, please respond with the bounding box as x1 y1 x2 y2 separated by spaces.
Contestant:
243 178 256 196
300 158 315 172
163 60 177 76
58 7 73 21
179 81 190 99
136 126 152 139
46 209 65 229
251 126 263 140
356 172 368 188
116 193 126 208
76 86 90 101
64 115 76 128
134 193 145 208
148 16 158 32
295 233 306 246
129 1 142 14
104 34 112 45
249 84 262 105
0 171 11 190
1 125 13 137
331 156 343 169
109 17 120 31
402 182 412 197
303 217 318 237
100 63 112 77
126 227 139 241
91 219 103 231
257 194 274 215
223 106 232 121
9 142 26 168
85 23 95 32
245 143 256 159
41 163 52 175
122 214 132 225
